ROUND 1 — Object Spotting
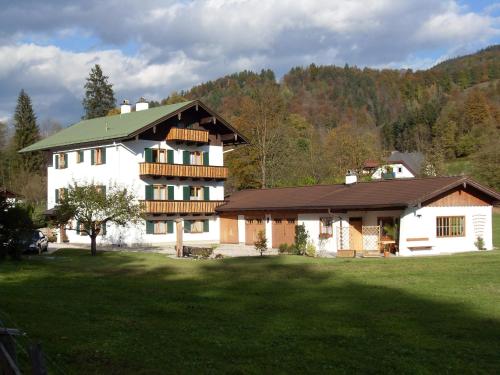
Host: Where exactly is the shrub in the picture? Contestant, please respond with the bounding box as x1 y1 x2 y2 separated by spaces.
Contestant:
475 236 485 250
294 224 309 255
254 230 268 256
215 253 224 259
305 242 316 257
278 243 289 254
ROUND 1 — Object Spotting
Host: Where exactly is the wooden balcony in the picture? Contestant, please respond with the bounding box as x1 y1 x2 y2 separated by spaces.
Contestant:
141 200 225 214
139 162 228 180
166 127 209 143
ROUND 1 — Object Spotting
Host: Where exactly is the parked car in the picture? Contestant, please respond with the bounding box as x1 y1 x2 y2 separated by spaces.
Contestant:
22 230 49 254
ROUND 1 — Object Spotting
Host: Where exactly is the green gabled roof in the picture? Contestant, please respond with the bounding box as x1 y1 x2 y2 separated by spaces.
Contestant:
20 101 195 152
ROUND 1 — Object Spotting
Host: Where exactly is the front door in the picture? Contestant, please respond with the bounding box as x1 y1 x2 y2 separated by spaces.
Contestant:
245 218 265 245
220 215 239 244
272 217 297 248
349 217 363 250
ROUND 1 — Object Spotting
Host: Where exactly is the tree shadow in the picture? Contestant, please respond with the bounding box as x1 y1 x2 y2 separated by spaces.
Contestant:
1 250 499 374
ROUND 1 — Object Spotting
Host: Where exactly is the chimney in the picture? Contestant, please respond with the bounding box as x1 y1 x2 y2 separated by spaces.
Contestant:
135 97 149 111
120 99 131 114
345 170 357 185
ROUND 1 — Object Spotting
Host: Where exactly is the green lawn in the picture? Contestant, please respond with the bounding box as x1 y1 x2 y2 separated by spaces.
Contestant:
1 250 500 374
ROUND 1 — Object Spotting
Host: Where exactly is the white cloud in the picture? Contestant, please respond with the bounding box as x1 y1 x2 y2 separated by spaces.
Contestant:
0 0 498 123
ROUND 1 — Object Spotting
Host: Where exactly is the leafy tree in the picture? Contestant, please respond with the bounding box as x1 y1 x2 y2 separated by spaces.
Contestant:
472 140 500 190
254 230 268 256
53 182 141 256
0 196 34 260
421 142 445 177
82 64 116 119
13 89 43 172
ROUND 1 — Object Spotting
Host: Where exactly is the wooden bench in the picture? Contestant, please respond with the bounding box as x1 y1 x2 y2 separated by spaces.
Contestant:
406 237 433 251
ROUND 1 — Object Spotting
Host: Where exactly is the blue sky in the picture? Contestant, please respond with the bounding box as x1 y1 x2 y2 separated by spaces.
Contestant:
0 0 498 126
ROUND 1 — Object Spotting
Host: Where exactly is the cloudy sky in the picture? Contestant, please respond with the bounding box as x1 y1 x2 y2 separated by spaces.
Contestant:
0 0 499 126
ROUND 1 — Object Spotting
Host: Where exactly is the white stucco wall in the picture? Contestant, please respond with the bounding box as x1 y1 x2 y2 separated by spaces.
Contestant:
48 139 224 246
399 205 493 256
372 163 415 179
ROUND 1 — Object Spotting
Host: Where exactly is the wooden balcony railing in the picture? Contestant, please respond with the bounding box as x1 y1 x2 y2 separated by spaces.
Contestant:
166 127 209 143
139 162 228 180
141 200 225 214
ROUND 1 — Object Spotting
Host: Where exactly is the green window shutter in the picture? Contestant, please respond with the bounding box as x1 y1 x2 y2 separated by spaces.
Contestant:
101 223 107 236
91 149 95 165
167 149 174 164
76 220 80 234
79 150 84 163
144 148 153 162
168 185 174 200
145 185 154 200
101 185 106 196
64 153 68 168
203 152 209 166
64 188 68 199
55 189 59 203
183 186 190 201
146 220 154 234
183 151 191 165
101 148 106 164
203 219 209 233
167 220 174 234
203 186 210 200
54 154 59 169
184 220 191 233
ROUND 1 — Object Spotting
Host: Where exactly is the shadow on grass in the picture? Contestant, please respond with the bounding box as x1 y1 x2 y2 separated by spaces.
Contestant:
1 249 499 374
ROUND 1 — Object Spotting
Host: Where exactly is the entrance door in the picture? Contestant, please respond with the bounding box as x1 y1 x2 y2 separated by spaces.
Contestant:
245 218 265 245
272 217 297 248
220 215 239 244
349 217 363 250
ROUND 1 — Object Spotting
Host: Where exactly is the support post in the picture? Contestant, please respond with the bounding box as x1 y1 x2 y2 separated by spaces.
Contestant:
29 342 47 375
175 218 183 257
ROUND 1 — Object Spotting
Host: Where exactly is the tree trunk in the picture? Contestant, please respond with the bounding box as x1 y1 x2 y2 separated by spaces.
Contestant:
90 235 97 256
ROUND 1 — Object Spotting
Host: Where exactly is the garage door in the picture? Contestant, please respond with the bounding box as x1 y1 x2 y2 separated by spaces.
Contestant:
245 218 265 245
272 217 297 248
220 215 239 244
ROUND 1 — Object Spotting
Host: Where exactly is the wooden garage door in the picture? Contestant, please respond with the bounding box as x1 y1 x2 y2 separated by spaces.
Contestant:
245 218 265 245
220 215 239 244
272 217 297 248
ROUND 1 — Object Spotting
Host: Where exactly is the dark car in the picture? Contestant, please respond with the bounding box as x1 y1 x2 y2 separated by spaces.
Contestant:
22 230 49 254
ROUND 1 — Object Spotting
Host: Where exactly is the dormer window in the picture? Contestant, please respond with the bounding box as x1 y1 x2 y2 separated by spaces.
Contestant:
55 153 68 169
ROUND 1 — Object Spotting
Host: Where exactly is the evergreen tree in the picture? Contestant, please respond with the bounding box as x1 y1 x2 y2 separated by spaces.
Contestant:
82 64 116 119
13 90 43 172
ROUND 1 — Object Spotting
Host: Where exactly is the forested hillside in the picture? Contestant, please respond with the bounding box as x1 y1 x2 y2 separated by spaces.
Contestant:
154 45 500 191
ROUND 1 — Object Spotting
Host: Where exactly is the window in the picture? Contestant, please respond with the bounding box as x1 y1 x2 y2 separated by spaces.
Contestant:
153 149 167 163
55 153 68 169
146 220 174 234
397 167 402 173
91 148 106 165
153 185 167 200
184 219 209 233
96 185 106 196
191 151 203 165
76 221 87 236
76 150 84 163
436 216 465 237
55 188 68 203
319 218 333 239
190 186 203 200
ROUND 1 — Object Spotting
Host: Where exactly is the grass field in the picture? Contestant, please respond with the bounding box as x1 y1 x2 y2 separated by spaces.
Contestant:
1 249 500 374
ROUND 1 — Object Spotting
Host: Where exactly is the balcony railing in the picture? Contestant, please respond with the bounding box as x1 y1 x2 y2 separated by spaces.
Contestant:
139 162 228 180
166 127 209 143
141 200 225 214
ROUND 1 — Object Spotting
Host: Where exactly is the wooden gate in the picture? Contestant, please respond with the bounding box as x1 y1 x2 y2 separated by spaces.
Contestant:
220 215 239 244
272 217 297 248
349 217 363 250
245 217 265 245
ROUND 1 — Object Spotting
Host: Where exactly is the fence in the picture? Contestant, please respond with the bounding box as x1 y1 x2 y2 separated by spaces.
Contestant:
336 225 381 251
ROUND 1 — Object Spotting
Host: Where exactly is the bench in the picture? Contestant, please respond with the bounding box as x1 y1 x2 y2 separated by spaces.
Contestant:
406 237 433 251
337 250 356 258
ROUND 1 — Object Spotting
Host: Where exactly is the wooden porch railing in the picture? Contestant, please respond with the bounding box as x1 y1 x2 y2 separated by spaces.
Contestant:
166 127 209 143
139 163 228 179
141 200 225 214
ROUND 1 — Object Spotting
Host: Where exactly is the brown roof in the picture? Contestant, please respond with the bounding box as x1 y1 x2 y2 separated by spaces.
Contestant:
217 176 500 212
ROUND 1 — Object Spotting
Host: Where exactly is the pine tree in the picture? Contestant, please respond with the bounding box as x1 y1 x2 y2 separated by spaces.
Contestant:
82 64 116 119
13 89 43 172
